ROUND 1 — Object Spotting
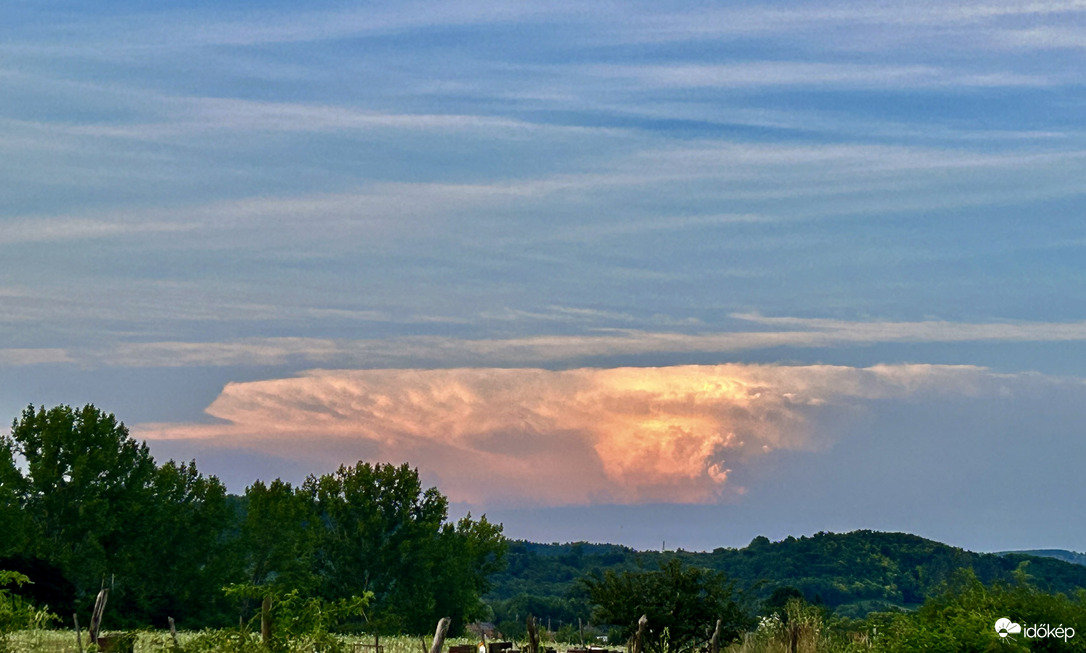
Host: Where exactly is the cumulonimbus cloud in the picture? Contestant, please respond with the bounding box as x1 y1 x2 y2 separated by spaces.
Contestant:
135 363 1012 505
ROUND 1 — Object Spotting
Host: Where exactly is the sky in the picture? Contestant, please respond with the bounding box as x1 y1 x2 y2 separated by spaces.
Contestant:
3 0 1086 553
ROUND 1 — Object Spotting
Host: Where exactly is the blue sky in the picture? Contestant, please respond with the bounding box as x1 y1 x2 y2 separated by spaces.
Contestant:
3 0 1086 552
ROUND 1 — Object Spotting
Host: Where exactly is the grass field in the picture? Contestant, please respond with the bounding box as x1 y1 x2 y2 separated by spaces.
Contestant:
6 621 876 653
5 632 567 653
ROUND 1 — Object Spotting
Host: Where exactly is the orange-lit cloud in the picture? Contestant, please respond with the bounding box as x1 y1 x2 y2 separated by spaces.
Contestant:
135 364 1004 505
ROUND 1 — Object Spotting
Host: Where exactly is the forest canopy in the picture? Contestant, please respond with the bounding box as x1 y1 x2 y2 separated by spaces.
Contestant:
0 404 506 634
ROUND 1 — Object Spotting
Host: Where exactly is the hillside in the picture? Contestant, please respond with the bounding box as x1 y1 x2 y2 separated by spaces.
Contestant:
485 531 1086 627
998 549 1086 567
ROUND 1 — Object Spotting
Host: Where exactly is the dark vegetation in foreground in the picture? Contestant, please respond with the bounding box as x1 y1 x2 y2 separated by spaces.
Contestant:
1 405 504 635
4 404 1086 652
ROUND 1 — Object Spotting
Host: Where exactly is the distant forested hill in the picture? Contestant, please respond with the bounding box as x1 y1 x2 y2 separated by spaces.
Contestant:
486 531 1086 628
998 549 1086 567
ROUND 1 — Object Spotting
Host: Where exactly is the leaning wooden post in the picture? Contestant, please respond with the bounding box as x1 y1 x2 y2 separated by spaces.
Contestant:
631 615 647 653
708 619 721 653
526 615 539 653
429 617 451 653
74 614 84 653
89 588 109 645
168 616 179 649
261 595 273 646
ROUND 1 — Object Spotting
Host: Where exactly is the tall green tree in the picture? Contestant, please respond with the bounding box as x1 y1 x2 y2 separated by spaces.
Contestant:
131 460 236 626
0 405 233 625
241 479 318 592
431 514 507 631
307 461 448 628
306 462 506 634
583 559 753 652
2 405 159 596
0 438 29 558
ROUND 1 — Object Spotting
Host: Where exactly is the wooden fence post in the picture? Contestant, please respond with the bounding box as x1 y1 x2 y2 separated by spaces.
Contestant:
709 619 721 653
74 614 83 653
526 615 539 653
168 616 179 649
261 595 272 646
89 589 109 645
631 615 647 653
429 617 451 653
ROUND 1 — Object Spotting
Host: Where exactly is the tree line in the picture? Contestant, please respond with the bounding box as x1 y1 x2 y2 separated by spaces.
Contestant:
0 404 506 634
5 404 1086 651
486 532 1086 631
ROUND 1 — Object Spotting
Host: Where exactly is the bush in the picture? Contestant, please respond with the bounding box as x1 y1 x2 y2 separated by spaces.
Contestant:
0 571 56 653
869 566 1086 652
199 584 373 653
584 559 754 652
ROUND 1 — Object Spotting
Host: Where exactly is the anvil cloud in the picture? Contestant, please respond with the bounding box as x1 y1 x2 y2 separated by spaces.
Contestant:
137 364 1007 505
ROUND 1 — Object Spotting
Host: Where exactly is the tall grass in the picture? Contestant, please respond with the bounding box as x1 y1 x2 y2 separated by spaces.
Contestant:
724 601 872 653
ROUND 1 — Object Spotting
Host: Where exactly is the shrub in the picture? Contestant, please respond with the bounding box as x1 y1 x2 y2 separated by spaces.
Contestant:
0 571 57 653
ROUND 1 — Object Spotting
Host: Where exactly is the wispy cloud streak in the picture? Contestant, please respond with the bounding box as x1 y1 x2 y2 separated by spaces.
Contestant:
11 315 1086 369
591 62 1053 89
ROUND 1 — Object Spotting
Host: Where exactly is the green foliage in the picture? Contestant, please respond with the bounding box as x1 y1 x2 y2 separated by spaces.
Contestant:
216 584 371 653
762 587 804 621
869 567 1086 652
306 462 506 635
182 585 373 653
490 592 589 639
726 599 870 653
432 514 507 631
241 479 319 593
488 531 1086 623
2 404 159 590
583 559 754 653
0 444 29 559
1 405 235 627
87 630 140 653
181 628 266 653
0 555 76 617
485 540 642 631
236 462 506 635
0 571 56 653
1 404 506 632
